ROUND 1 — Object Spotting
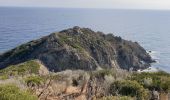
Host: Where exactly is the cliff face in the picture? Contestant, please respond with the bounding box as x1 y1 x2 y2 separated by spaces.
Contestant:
0 26 154 71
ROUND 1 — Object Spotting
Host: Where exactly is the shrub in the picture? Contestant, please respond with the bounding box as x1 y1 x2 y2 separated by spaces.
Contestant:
71 43 84 51
58 34 72 44
99 96 134 100
0 84 37 100
131 71 170 92
90 69 114 79
72 78 79 86
91 69 115 79
110 80 149 100
25 76 44 87
0 60 40 77
0 75 8 80
143 77 153 87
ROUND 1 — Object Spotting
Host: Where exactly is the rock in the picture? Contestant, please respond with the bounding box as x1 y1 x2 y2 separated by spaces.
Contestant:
151 90 160 100
0 27 155 72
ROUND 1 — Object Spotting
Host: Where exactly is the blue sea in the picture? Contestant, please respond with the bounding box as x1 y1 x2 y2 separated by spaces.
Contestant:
0 7 170 72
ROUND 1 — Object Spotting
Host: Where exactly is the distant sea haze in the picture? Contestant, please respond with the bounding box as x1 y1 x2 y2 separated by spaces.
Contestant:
0 7 170 72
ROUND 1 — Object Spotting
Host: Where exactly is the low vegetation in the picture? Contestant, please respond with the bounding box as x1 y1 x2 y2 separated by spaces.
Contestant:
94 69 170 100
130 71 170 92
110 80 149 100
0 60 170 100
25 76 45 87
99 96 134 100
0 60 40 79
91 69 115 78
0 84 37 100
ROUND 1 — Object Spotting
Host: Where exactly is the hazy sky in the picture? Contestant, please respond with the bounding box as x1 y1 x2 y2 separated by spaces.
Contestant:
0 0 170 10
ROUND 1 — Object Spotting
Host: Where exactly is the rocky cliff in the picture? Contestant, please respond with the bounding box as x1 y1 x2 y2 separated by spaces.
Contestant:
0 26 154 72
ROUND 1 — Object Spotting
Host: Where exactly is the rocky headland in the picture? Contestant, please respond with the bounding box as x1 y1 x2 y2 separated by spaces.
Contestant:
0 26 154 72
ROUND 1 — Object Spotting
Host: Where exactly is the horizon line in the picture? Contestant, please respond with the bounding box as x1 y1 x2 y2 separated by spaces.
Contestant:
1 5 170 11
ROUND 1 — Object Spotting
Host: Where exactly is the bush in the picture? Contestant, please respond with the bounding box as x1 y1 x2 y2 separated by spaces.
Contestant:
0 60 40 77
58 34 72 44
0 75 8 80
25 76 44 87
131 71 170 92
0 84 37 100
110 80 149 100
91 69 115 79
99 96 134 100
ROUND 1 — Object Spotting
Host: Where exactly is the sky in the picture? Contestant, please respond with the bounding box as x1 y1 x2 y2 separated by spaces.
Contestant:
0 0 170 10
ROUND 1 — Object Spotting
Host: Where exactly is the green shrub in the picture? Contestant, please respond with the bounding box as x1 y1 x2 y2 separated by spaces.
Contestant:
0 84 37 100
0 60 40 78
58 34 72 44
91 69 115 78
25 76 44 87
71 43 84 51
99 96 134 100
0 75 8 80
110 80 149 100
131 71 170 92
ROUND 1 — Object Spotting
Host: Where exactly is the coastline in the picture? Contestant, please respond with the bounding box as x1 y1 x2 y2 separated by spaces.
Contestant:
138 50 160 72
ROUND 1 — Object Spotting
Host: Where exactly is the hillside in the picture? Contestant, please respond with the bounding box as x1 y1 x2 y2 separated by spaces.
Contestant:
0 60 169 100
0 26 154 72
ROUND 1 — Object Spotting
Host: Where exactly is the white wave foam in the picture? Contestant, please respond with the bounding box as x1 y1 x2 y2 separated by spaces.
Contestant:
147 50 160 61
137 67 159 73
